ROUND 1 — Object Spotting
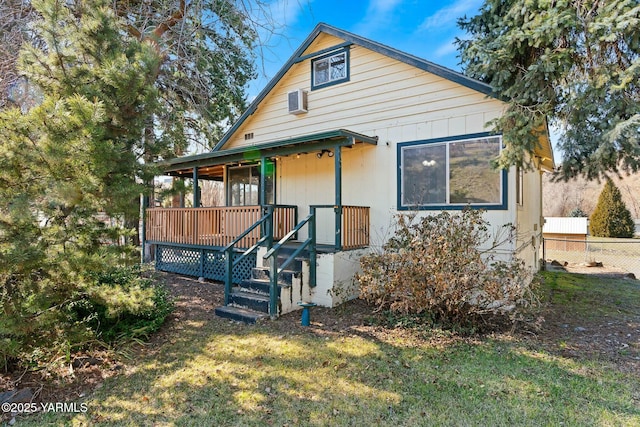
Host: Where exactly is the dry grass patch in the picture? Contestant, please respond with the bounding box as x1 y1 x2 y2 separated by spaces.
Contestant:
10 272 640 426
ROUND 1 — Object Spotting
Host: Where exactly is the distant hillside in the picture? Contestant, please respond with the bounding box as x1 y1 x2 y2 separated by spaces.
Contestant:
543 172 640 219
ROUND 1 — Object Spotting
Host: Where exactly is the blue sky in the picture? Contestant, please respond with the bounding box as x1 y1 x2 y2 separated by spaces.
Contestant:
248 0 484 97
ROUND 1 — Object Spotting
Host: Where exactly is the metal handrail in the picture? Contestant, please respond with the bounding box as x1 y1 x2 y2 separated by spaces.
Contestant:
263 208 317 319
223 206 274 305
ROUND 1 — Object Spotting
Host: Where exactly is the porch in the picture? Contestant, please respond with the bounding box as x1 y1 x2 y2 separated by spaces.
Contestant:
144 129 377 319
144 204 370 284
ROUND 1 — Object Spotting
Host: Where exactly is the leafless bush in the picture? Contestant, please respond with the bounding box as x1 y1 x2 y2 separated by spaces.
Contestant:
357 209 534 327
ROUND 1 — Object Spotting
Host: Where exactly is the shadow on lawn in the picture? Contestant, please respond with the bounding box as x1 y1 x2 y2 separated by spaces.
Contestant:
23 273 640 426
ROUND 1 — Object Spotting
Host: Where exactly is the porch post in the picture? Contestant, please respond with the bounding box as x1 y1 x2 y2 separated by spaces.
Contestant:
260 157 267 206
260 157 268 240
334 144 343 251
192 167 200 207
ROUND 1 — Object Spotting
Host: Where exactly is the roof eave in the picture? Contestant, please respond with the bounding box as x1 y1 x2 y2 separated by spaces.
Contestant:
211 24 329 152
161 129 378 173
535 119 556 172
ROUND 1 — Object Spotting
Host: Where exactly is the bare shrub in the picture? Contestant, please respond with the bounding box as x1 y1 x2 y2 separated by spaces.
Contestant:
357 209 534 327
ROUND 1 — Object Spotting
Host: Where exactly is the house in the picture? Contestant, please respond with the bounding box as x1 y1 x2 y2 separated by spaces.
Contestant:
543 217 589 251
143 23 555 322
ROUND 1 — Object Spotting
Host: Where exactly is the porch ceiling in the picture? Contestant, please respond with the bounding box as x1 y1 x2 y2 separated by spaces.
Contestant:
162 129 378 179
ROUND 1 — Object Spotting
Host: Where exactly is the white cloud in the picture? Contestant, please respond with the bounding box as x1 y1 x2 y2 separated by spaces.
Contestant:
270 0 312 25
367 0 404 15
353 0 404 36
434 38 459 59
419 0 482 32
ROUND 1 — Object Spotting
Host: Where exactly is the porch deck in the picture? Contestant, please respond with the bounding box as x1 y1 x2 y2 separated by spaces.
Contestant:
144 204 370 285
145 205 297 248
144 205 370 251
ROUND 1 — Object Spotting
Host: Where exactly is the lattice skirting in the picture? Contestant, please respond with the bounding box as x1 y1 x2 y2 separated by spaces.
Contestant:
154 244 256 284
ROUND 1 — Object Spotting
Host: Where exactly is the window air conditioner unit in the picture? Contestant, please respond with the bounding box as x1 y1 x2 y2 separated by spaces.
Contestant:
287 89 307 115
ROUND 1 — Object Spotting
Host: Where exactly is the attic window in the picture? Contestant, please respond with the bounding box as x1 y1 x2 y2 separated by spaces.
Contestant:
311 48 349 90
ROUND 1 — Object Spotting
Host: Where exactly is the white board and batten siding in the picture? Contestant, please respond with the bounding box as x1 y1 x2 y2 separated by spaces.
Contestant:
226 31 514 232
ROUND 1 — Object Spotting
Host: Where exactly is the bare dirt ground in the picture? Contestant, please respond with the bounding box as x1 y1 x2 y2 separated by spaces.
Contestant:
2 270 639 419
534 307 640 376
556 262 636 278
539 262 640 376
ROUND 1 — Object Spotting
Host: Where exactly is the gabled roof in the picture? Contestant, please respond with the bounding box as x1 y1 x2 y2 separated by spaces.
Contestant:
212 22 495 152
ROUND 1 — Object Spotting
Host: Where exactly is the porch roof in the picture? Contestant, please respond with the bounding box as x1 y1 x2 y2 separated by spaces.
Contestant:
162 129 378 179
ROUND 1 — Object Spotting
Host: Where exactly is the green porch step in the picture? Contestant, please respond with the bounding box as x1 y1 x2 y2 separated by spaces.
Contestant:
229 290 270 313
214 265 300 323
214 244 309 323
214 305 268 324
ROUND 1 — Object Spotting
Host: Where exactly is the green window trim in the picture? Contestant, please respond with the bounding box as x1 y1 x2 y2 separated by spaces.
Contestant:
397 133 508 210
311 48 350 90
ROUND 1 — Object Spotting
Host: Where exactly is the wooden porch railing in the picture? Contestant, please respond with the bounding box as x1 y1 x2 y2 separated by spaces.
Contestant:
145 205 297 248
342 206 370 250
309 205 370 250
145 204 369 250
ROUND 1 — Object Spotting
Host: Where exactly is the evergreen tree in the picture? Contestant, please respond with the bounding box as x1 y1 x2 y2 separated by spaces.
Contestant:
0 0 264 367
19 0 163 222
569 207 588 218
589 178 635 238
2 0 262 151
0 0 165 367
457 1 640 179
3 1 266 236
112 0 262 218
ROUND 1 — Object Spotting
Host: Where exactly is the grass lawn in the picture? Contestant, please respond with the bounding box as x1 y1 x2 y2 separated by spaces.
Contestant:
15 271 640 426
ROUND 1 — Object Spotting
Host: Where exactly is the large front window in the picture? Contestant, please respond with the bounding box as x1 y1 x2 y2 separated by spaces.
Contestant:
398 134 505 209
227 163 274 206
